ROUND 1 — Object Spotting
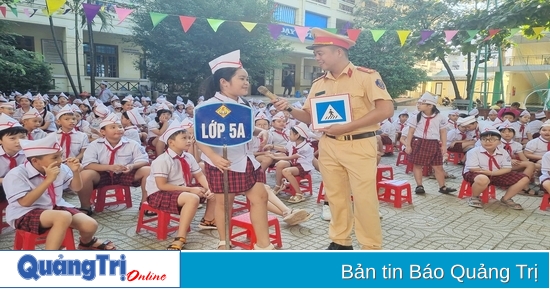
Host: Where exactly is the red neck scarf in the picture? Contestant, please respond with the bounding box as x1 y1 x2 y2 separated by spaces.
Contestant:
502 142 513 157
174 154 191 185
40 175 56 205
27 132 33 140
60 131 72 158
274 129 289 141
423 115 435 139
483 152 501 170
460 132 467 140
105 143 123 165
3 154 18 169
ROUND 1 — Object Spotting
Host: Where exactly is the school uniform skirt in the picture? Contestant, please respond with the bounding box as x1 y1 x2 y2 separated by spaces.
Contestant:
447 143 463 153
381 135 393 145
14 206 81 235
205 158 266 194
95 170 141 189
147 191 184 215
408 137 443 166
462 171 528 187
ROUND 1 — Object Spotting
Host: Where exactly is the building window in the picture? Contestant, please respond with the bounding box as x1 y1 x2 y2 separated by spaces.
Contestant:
14 36 35 51
83 43 118 78
339 3 354 13
273 4 297 25
282 63 296 83
305 11 328 28
336 19 353 35
309 0 327 4
340 0 355 4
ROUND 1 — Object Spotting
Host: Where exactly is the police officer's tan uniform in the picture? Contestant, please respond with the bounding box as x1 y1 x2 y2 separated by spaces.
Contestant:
302 28 392 250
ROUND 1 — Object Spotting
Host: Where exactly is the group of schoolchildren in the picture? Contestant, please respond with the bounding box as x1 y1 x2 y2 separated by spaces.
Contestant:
389 92 550 211
0 50 323 251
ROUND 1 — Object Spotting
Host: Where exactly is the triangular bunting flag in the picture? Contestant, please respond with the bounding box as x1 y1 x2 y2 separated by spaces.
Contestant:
46 0 66 16
324 28 337 33
240 21 257 32
294 26 310 43
444 30 459 42
207 19 225 32
396 30 411 46
506 28 520 39
179 16 196 33
24 7 30 17
0 6 6 18
149 12 168 28
268 24 283 40
464 30 479 42
347 29 361 42
483 29 500 41
532 26 545 37
10 6 17 17
82 3 101 24
418 30 434 44
114 7 133 25
370 30 386 42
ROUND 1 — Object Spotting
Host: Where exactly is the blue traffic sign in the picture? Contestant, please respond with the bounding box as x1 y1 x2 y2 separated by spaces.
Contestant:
194 102 253 147
310 94 352 130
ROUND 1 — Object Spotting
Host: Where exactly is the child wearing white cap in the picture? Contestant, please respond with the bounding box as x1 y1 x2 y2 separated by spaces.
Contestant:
270 122 315 203
527 111 547 138
145 121 214 250
445 109 460 131
394 109 409 137
20 108 48 140
256 111 290 171
32 95 57 133
79 99 92 118
446 120 476 159
174 100 186 121
121 96 134 112
52 93 69 116
487 109 498 122
0 101 16 118
79 113 151 215
196 50 274 250
524 120 550 167
12 93 32 122
147 108 173 157
108 96 121 113
512 110 531 145
0 114 27 203
86 104 110 141
461 115 481 140
463 128 529 210
379 117 396 149
72 105 92 137
121 108 147 144
405 92 456 194
3 133 116 250
185 100 194 118
140 97 154 116
55 105 89 161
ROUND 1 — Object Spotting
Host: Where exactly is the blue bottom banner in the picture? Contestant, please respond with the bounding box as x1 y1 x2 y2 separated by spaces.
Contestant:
179 251 549 288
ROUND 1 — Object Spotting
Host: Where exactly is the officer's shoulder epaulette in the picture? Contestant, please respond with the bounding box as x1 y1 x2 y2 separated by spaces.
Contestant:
312 73 326 84
356 66 376 74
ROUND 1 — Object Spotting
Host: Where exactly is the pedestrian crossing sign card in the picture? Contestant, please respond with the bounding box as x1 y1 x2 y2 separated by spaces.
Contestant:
310 93 351 130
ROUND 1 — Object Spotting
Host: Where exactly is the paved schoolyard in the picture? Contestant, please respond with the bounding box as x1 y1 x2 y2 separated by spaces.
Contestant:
1 105 549 250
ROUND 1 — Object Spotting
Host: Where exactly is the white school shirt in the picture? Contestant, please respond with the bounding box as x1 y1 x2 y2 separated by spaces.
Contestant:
511 121 529 141
146 149 201 195
268 128 289 147
539 151 550 183
285 141 314 172
4 162 73 227
174 110 186 121
499 139 523 159
29 128 48 140
0 146 26 178
464 146 512 174
38 110 57 132
124 126 142 144
13 107 31 122
82 137 149 167
198 93 261 173
445 119 458 132
380 119 396 142
524 137 550 157
51 104 64 115
147 120 161 141
393 120 406 133
527 119 543 135
142 106 154 116
56 129 89 158
86 114 103 138
446 128 464 148
76 119 92 135
466 127 480 140
407 113 447 140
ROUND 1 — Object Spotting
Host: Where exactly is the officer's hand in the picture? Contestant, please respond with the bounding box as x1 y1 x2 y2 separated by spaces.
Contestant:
318 124 350 136
271 97 289 111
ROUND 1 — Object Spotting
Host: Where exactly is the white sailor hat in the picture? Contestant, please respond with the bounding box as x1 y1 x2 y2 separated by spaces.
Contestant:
0 114 22 131
488 109 498 115
58 92 68 100
254 112 269 121
99 113 121 129
180 117 194 130
535 111 546 119
458 115 477 126
126 107 146 125
20 133 61 157
94 105 110 118
468 108 479 116
418 92 437 106
56 105 74 119
159 121 184 144
209 50 242 74
272 111 285 121
21 108 41 120
293 122 315 139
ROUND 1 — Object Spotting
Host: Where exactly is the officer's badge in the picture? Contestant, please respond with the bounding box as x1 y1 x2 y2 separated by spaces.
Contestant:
375 79 386 90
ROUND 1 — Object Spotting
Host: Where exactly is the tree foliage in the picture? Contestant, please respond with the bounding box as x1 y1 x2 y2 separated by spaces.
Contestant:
349 33 428 98
0 21 54 92
130 0 289 97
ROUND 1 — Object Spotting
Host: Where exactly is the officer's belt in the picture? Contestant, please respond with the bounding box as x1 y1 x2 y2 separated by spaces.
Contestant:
326 132 376 141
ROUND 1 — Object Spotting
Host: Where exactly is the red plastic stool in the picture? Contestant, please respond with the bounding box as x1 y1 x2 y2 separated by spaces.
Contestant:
405 163 433 176
91 185 132 213
458 180 496 203
229 212 282 250
136 202 189 240
232 196 250 215
540 193 550 211
146 145 157 160
283 174 313 196
376 165 394 183
317 182 325 203
377 180 412 208
384 144 394 154
14 227 76 250
0 201 8 233
396 151 408 166
447 152 464 165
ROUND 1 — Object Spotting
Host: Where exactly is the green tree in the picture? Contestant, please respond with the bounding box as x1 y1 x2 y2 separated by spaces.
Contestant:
130 0 289 97
349 33 427 98
0 21 54 92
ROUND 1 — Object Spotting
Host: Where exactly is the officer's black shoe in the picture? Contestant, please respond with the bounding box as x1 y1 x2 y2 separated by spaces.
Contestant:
327 242 353 250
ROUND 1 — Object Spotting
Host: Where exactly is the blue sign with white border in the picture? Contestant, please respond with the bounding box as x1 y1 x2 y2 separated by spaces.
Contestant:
194 102 253 147
310 94 352 130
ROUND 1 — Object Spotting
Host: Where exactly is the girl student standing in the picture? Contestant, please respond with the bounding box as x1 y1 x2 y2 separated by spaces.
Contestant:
195 50 273 250
405 92 457 194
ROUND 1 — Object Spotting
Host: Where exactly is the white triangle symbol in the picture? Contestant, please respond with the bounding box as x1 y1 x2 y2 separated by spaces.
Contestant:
320 105 343 121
